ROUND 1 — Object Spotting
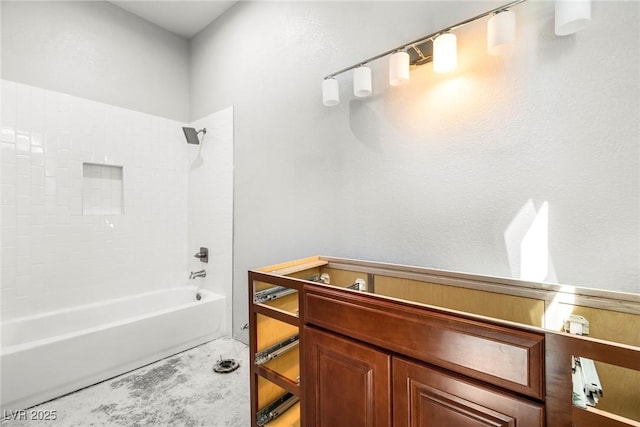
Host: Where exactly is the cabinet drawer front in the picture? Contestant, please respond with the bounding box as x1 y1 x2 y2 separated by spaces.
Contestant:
303 285 544 399
393 357 544 427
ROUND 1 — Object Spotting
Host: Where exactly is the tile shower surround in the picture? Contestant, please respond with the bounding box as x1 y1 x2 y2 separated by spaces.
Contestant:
0 80 190 321
82 163 124 216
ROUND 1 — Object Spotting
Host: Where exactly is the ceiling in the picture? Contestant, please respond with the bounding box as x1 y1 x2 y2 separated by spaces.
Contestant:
109 1 237 39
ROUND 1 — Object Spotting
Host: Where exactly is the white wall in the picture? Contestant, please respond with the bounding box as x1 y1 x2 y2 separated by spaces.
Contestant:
190 1 639 342
187 107 234 336
1 1 190 122
0 80 189 320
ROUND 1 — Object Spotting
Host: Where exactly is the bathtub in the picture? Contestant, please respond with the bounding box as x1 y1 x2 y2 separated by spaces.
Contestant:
0 286 225 412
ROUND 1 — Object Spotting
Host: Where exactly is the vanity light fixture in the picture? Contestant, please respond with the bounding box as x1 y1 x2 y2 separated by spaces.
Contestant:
487 10 516 55
353 65 373 97
321 0 592 106
433 33 457 73
555 0 591 36
322 77 340 107
389 50 411 86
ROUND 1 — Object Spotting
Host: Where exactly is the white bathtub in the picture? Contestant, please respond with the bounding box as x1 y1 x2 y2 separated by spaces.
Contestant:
0 286 225 412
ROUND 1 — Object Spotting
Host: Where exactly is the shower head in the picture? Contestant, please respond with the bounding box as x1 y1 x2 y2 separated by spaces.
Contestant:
182 127 207 145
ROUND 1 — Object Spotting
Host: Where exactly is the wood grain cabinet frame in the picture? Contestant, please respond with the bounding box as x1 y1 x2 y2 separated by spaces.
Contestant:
303 284 544 400
249 256 640 427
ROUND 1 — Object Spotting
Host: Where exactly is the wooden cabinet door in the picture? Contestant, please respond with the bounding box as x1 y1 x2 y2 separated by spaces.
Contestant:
393 357 544 427
303 326 391 427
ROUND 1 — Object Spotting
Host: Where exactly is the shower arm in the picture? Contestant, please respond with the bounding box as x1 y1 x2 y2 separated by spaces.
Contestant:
182 126 207 145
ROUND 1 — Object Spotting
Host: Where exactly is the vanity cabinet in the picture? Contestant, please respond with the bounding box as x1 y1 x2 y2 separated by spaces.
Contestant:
303 326 391 427
249 256 640 427
302 325 543 427
302 285 544 427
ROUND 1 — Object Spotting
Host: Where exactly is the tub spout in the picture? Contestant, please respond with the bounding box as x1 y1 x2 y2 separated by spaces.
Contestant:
189 270 206 279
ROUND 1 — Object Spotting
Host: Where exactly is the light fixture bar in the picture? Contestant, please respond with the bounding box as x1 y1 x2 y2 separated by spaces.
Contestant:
323 0 526 80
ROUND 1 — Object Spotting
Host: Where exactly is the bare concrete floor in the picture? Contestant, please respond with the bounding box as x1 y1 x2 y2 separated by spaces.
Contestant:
2 337 250 427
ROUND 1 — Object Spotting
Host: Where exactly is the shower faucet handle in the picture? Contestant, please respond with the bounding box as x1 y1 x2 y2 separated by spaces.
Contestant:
194 247 208 263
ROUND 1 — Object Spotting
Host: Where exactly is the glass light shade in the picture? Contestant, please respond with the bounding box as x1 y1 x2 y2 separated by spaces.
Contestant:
353 66 372 97
433 33 457 73
555 0 591 36
389 51 410 86
487 10 516 56
322 78 339 107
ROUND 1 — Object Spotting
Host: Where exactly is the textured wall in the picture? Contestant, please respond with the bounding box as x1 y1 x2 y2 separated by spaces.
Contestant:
1 1 190 122
190 1 639 341
0 80 189 320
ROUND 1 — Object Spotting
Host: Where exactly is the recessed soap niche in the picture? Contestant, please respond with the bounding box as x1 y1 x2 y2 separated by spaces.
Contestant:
82 163 123 215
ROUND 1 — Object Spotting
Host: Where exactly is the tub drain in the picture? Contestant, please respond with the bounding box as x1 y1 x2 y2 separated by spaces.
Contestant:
213 357 240 374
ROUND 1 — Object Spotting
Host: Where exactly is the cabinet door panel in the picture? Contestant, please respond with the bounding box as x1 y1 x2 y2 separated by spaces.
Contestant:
303 326 391 427
409 384 515 427
394 357 544 427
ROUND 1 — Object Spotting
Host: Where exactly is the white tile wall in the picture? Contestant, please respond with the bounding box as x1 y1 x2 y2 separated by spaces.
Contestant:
1 80 190 320
82 163 123 215
187 107 234 336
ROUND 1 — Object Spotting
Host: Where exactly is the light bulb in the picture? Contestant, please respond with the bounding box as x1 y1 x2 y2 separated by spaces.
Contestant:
487 10 516 55
555 0 591 36
433 33 457 73
389 51 410 86
353 66 372 97
322 78 339 106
